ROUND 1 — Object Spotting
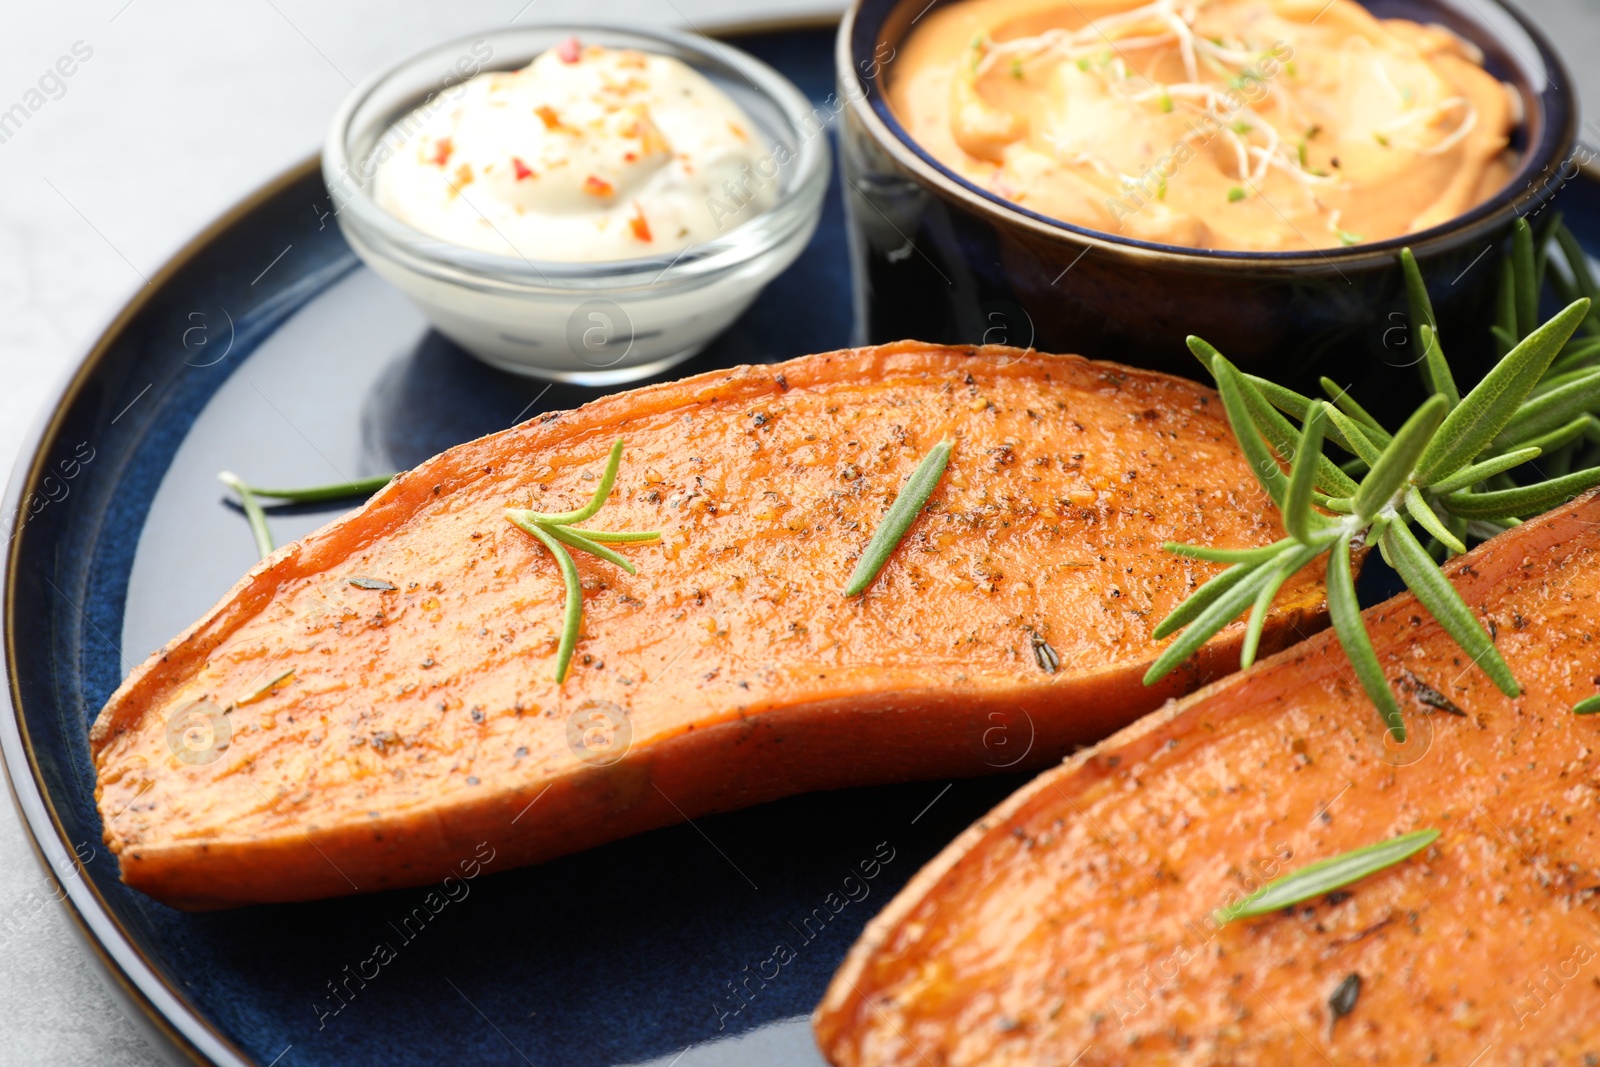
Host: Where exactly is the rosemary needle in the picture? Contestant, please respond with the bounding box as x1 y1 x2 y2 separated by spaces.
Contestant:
522 521 585 684
218 471 275 559
510 514 648 576
1217 829 1438 922
845 436 955 597
523 439 626 525
1575 695 1600 716
244 474 394 503
236 668 295 706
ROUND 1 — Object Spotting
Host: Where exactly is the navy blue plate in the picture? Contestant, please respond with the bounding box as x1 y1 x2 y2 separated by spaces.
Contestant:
4 19 1599 1067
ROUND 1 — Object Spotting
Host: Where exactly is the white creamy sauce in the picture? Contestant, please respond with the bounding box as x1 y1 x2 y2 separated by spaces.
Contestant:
373 40 777 262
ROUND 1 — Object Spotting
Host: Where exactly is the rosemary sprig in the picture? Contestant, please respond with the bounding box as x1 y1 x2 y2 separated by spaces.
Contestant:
217 471 397 558
218 471 275 558
1216 828 1438 922
845 436 955 596
504 439 660 683
1149 218 1600 739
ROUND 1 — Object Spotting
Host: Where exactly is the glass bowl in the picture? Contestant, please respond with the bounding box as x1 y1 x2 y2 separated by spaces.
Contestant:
325 24 830 385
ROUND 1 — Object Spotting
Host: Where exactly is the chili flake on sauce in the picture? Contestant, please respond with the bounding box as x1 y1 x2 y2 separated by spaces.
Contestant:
374 40 776 261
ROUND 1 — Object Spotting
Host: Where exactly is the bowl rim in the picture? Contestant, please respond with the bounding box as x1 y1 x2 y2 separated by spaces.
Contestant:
836 0 1579 267
323 22 831 289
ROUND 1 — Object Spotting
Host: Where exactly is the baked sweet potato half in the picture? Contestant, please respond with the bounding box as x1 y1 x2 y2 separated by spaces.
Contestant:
816 489 1600 1066
92 342 1329 908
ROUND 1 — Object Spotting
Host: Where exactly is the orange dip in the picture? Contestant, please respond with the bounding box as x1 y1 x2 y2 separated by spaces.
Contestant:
888 0 1519 250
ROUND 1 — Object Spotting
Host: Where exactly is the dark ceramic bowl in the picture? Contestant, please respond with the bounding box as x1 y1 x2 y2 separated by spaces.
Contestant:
836 0 1576 416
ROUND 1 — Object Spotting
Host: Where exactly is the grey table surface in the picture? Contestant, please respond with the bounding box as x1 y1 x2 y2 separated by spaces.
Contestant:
1 1 1596 1064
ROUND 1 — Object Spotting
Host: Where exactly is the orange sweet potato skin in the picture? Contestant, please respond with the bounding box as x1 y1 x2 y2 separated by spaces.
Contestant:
91 342 1328 909
816 490 1600 1067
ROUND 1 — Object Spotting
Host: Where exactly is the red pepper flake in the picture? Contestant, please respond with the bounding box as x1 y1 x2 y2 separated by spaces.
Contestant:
629 204 652 242
430 137 453 167
512 156 535 181
622 118 670 158
556 36 582 64
623 151 638 163
536 105 562 130
584 174 615 197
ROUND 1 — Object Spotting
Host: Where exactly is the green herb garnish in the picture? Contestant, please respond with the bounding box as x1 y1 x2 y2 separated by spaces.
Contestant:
505 439 660 683
1158 89 1174 113
1010 58 1024 80
1336 229 1363 246
1329 974 1361 1022
1373 132 1390 147
1217 829 1438 922
1575 695 1600 715
236 667 295 706
217 471 397 558
218 471 275 558
1147 218 1600 740
240 474 394 503
845 436 955 597
1227 187 1246 203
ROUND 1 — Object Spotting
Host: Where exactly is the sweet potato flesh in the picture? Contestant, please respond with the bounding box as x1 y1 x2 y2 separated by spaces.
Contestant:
816 493 1600 1066
92 343 1325 908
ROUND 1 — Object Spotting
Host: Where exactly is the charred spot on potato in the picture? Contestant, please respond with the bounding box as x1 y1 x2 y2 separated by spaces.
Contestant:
1328 973 1361 1026
1397 669 1466 717
1030 632 1060 674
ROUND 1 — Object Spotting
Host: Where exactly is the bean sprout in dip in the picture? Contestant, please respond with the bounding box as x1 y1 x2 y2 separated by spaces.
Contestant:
888 0 1520 250
373 38 777 262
